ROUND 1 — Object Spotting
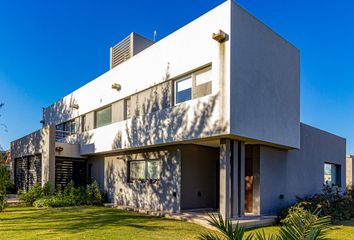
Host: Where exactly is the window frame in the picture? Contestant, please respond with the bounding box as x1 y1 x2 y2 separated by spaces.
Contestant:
128 159 161 183
174 76 193 105
124 97 131 120
94 105 112 129
174 66 212 105
56 119 78 138
324 162 341 187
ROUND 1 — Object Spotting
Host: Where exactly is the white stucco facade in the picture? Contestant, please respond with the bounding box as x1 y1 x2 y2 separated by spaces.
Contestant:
11 0 346 218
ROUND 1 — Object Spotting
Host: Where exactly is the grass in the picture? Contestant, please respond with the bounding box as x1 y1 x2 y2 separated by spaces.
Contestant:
0 206 208 240
246 221 354 240
1 206 354 239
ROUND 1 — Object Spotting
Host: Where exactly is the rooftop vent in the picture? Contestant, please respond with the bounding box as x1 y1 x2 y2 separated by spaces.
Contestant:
110 32 154 69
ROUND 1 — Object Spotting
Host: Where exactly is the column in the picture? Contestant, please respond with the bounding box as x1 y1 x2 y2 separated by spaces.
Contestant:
219 139 231 219
238 141 245 217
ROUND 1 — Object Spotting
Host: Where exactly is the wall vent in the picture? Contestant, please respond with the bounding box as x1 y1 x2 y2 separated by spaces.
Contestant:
110 32 154 69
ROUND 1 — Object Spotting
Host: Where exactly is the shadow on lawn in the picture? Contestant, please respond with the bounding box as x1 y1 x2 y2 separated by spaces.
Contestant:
0 207 181 234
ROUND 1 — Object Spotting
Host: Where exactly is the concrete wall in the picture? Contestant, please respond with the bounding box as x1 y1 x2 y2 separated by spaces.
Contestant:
11 125 56 189
230 3 300 149
55 142 83 159
38 1 232 155
346 155 353 186
42 1 231 126
259 123 346 214
132 33 154 56
180 145 219 210
259 145 288 214
87 156 105 190
11 130 43 158
96 146 181 212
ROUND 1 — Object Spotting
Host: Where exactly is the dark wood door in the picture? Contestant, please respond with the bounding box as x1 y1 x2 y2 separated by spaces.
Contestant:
245 146 253 213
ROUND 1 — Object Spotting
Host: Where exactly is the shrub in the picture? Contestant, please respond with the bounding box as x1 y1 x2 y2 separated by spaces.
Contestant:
33 196 74 208
62 181 83 205
0 195 5 211
295 185 351 222
19 183 43 206
42 182 51 196
27 180 103 208
85 181 103 205
278 203 331 240
0 165 10 211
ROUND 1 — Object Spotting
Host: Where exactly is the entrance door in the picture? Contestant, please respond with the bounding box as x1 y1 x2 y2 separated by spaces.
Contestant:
245 147 253 213
245 145 260 214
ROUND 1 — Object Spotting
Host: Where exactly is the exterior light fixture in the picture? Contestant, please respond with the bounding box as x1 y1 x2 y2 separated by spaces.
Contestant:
55 146 64 152
212 30 227 43
70 103 79 109
112 83 121 91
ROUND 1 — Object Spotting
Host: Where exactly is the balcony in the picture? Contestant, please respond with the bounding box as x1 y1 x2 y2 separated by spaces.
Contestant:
55 130 73 142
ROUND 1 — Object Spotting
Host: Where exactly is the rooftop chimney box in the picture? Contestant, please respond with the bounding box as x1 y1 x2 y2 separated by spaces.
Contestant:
110 32 154 69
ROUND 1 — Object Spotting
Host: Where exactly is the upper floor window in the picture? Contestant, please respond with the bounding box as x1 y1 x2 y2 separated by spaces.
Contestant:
56 119 78 141
174 66 212 104
324 162 341 187
175 76 192 104
95 105 112 128
124 98 131 120
81 115 86 132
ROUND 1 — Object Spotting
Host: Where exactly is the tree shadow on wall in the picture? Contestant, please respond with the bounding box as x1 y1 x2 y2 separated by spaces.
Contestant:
12 95 94 191
107 64 227 212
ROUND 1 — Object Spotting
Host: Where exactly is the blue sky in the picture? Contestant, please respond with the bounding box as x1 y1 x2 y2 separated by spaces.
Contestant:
0 0 353 153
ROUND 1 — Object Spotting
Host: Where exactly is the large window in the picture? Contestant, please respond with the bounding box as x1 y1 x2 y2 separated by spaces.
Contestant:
124 98 131 120
56 119 77 134
324 163 341 187
128 159 161 182
175 76 193 104
56 119 78 141
174 66 212 104
95 105 112 128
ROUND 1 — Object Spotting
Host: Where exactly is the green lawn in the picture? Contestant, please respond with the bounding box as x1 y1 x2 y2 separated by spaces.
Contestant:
0 206 354 240
246 221 354 240
0 206 208 240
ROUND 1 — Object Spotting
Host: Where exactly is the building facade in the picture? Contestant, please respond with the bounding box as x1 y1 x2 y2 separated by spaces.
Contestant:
11 1 346 218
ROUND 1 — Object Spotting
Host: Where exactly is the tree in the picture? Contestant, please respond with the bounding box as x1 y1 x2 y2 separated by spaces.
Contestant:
0 103 6 151
0 165 10 211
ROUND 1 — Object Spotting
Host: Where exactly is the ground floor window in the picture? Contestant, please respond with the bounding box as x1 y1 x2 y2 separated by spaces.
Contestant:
324 162 341 187
128 159 161 183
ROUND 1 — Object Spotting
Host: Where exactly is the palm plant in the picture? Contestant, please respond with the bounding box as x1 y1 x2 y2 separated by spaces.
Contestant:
199 204 330 240
278 205 331 240
198 213 253 240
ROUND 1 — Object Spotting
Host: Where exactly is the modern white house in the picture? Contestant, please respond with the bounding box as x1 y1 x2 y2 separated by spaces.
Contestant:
11 0 346 219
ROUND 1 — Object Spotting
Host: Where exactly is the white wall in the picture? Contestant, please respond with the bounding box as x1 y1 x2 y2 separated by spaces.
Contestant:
230 3 300 149
39 1 233 154
43 1 231 126
259 123 346 214
103 148 181 212
41 1 301 154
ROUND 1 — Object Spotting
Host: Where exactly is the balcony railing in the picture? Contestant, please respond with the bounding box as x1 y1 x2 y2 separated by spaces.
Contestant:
55 130 73 142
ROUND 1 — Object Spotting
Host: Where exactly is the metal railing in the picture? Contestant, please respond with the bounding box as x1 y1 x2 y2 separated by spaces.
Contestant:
55 130 74 142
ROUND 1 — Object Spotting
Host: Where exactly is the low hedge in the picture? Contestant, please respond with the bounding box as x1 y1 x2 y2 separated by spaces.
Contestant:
19 181 103 208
